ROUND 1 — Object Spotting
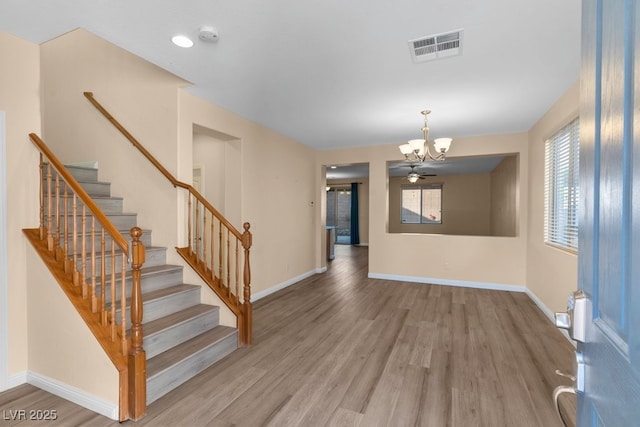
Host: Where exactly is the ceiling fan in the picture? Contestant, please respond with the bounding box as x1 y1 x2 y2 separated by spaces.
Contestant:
406 164 436 183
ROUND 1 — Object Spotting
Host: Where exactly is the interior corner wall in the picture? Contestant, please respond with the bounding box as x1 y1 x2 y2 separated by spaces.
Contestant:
318 132 529 288
193 133 226 211
490 155 518 236
526 80 579 314
40 28 189 264
0 31 41 384
178 91 318 300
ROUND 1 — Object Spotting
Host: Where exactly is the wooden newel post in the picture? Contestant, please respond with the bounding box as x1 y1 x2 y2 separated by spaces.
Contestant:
240 222 253 346
128 227 146 420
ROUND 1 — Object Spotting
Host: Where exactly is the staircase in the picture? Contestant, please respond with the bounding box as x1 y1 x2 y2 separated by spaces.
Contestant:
58 164 239 405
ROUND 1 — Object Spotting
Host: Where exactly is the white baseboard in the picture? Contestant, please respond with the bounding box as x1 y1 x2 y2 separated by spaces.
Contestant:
252 267 326 301
367 273 526 293
26 372 118 420
4 371 27 390
524 288 574 345
524 288 555 321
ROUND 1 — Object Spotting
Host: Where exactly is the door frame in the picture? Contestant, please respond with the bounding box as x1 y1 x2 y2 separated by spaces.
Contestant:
0 111 8 391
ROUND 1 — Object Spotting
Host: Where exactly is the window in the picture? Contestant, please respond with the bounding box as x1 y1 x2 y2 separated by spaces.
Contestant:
544 117 579 252
401 184 442 224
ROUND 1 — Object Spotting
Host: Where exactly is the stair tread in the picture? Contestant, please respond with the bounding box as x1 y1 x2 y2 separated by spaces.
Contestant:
103 263 182 278
44 194 123 200
143 304 218 337
147 325 237 378
58 211 137 216
141 283 200 303
77 245 166 256
42 163 240 405
95 263 183 286
44 178 110 185
62 227 151 240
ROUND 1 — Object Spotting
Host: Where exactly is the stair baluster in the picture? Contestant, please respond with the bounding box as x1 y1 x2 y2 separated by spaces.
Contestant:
82 91 253 346
27 133 145 421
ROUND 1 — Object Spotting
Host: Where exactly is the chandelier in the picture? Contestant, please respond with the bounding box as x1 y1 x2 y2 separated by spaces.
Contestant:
398 110 452 162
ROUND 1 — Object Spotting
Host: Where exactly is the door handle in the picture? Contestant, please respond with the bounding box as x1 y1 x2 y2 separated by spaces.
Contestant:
555 290 587 342
553 385 576 426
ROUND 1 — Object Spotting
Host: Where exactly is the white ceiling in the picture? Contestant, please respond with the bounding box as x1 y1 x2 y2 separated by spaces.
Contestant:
0 0 581 152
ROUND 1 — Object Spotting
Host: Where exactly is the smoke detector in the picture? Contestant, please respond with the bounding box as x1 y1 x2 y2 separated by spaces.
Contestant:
198 26 219 42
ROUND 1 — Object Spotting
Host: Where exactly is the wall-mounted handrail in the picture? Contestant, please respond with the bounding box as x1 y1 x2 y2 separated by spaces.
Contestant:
83 92 242 240
84 92 253 346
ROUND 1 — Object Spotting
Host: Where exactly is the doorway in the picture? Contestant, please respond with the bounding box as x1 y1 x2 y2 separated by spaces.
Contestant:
326 186 352 244
325 163 370 249
0 111 7 391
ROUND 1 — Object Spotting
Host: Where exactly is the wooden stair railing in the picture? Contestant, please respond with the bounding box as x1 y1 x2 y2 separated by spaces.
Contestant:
83 91 253 346
25 133 146 421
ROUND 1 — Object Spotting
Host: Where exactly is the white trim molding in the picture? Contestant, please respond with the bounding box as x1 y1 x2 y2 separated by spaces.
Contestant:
252 267 326 301
27 372 119 420
2 371 118 420
0 111 7 392
367 272 526 293
525 288 573 344
6 371 27 390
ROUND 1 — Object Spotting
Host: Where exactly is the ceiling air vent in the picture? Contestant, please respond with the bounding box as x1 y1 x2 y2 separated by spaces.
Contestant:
409 29 463 63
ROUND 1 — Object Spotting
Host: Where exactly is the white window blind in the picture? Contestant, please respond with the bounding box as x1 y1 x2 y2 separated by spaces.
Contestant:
544 117 580 252
401 184 442 224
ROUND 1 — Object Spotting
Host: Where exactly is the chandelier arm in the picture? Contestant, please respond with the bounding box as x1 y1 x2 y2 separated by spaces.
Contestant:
424 143 446 161
399 109 451 164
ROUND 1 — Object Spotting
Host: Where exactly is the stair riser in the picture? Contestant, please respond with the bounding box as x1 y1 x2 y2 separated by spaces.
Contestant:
54 166 99 182
43 164 241 408
98 268 184 303
42 179 111 197
146 330 238 404
55 230 153 255
43 196 124 215
74 247 167 274
51 213 137 232
144 309 220 359
117 287 201 329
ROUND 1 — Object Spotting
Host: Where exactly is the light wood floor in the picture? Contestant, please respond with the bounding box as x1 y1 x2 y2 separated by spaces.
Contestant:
1 245 576 426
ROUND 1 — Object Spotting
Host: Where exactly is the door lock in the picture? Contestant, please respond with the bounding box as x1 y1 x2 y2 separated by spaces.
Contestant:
554 290 587 342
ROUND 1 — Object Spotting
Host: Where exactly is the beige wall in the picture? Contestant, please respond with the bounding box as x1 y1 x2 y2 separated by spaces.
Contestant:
527 80 579 313
1 26 579 406
178 92 318 305
40 27 319 321
326 178 370 245
388 174 491 235
26 245 118 405
0 31 41 380
40 29 188 265
318 132 529 288
490 155 518 236
193 133 227 210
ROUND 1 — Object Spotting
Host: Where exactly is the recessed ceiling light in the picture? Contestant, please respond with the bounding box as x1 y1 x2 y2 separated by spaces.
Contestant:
172 35 194 48
330 166 337 169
